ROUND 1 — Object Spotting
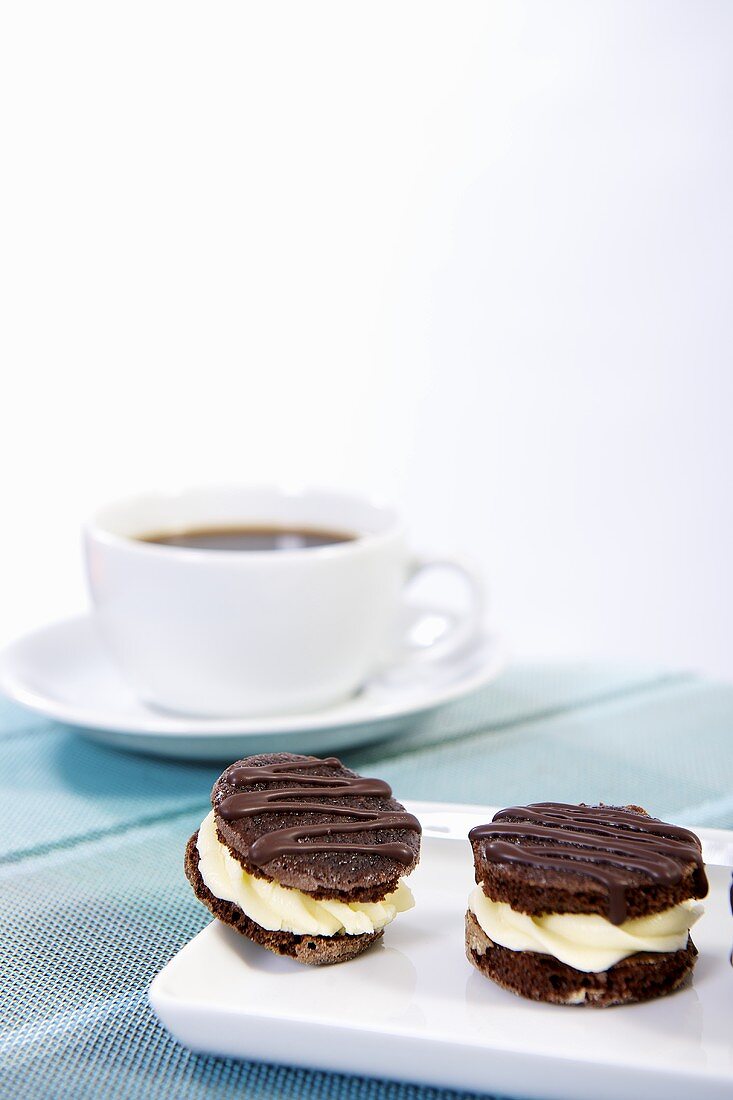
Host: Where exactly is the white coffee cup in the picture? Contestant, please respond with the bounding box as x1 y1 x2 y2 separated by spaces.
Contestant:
84 486 484 717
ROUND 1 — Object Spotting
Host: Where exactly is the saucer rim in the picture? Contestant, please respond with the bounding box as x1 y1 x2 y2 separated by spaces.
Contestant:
0 614 505 738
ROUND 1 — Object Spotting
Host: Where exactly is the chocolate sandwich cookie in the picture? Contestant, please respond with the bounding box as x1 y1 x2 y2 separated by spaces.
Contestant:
466 802 708 1006
185 752 421 965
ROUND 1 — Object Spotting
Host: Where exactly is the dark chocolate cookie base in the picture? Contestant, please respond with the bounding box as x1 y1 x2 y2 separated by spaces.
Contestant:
185 833 383 965
465 910 697 1007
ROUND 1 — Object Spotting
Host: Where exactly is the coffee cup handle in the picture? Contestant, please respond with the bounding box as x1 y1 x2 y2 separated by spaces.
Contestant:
397 556 486 666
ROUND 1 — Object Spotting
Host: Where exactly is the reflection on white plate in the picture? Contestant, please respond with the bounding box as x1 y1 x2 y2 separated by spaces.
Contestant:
150 800 733 1100
0 616 504 760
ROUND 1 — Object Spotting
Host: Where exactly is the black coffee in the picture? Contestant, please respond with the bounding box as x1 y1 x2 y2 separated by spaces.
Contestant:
139 525 356 552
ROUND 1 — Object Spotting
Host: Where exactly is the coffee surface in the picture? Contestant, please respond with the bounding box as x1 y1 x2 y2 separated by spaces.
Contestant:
139 525 355 551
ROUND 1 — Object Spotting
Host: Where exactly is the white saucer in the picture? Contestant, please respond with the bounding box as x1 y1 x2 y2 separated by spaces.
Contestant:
0 615 504 760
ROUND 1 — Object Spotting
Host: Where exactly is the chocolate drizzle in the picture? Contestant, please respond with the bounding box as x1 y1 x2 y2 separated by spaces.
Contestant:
217 756 421 867
469 802 708 924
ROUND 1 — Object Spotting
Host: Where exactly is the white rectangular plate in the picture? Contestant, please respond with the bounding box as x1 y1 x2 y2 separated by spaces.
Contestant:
150 801 733 1100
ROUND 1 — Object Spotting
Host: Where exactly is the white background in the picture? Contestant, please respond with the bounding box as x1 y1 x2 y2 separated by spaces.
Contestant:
1 1 731 677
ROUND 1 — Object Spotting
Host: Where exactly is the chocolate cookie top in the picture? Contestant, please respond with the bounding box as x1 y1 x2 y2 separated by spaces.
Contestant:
470 802 707 924
212 753 421 900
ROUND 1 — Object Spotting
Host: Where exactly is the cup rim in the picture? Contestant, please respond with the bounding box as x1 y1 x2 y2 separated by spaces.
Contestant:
84 484 406 563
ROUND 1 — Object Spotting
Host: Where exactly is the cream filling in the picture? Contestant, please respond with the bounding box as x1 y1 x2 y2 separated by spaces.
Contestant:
468 885 703 973
197 811 414 936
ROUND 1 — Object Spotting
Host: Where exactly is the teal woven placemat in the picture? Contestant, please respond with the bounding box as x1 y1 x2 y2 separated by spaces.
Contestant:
2 664 732 1100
